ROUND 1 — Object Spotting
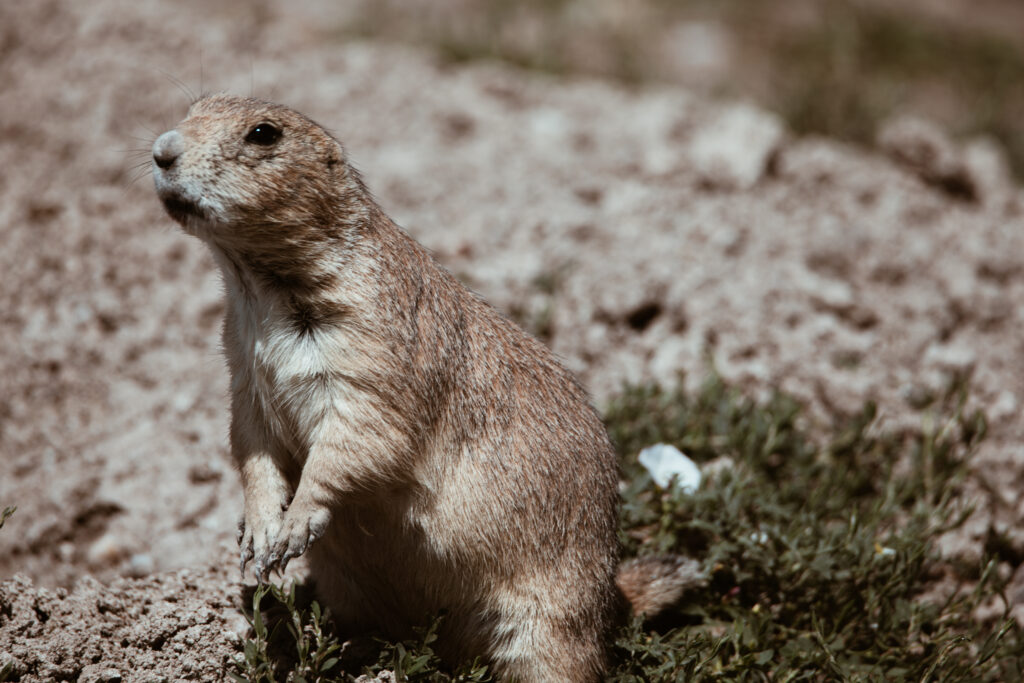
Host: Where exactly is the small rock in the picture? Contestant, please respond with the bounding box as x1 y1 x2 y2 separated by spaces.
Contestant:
962 136 1013 206
58 541 75 563
222 611 252 644
923 343 977 377
990 390 1019 424
187 462 223 484
128 553 155 577
808 277 854 313
877 115 975 200
355 672 396 683
638 444 702 492
86 532 128 568
77 665 122 683
878 116 959 177
689 104 784 190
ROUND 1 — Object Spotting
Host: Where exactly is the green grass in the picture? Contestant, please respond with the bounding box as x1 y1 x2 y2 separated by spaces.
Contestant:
230 583 343 683
232 376 1022 681
231 583 492 682
605 375 1016 680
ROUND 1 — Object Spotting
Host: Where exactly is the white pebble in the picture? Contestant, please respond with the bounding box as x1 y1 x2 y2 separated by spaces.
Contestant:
688 104 784 190
129 553 155 576
638 443 702 492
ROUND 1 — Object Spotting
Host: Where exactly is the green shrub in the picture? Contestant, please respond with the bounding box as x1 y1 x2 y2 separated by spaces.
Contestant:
606 375 1016 681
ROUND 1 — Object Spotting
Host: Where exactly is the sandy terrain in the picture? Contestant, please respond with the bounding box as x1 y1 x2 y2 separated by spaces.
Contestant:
2 0 1024 678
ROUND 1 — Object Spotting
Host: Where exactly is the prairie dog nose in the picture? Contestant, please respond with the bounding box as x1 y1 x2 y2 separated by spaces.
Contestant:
152 130 184 170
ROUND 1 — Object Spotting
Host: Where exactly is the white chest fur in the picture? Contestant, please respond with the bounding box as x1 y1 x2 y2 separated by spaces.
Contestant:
225 281 353 454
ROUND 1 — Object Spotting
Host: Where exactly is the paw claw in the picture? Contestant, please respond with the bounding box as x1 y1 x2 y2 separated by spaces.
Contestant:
239 544 254 576
238 503 329 579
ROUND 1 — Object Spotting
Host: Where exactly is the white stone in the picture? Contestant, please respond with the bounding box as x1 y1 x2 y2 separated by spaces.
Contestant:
990 390 1018 423
638 443 702 492
808 278 854 311
963 136 1013 206
58 541 75 563
688 104 784 190
129 553 155 576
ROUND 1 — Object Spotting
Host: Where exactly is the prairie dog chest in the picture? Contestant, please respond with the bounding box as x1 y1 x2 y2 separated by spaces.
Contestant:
225 291 355 448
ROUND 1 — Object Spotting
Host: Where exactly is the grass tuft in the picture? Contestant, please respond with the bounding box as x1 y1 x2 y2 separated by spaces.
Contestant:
360 617 492 682
230 583 342 683
231 583 492 682
232 376 1022 681
0 507 14 531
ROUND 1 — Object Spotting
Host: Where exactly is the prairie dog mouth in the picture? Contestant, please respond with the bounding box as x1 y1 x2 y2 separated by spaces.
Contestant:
159 191 206 223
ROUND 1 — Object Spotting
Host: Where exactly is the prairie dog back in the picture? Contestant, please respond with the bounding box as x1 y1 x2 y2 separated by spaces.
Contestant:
152 94 621 682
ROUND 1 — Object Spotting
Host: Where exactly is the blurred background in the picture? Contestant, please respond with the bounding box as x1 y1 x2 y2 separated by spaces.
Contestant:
343 0 1024 178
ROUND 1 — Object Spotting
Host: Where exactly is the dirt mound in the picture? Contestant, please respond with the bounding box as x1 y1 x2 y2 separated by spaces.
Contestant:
2 0 1024 678
0 560 245 681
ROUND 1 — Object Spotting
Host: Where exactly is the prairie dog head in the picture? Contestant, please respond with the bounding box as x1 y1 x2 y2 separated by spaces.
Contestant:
152 94 355 244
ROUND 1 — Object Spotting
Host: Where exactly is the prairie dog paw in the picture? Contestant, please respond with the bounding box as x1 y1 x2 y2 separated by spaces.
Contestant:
268 504 332 573
239 507 284 581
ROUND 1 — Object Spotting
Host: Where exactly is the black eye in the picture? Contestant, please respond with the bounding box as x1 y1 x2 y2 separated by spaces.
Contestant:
245 122 282 146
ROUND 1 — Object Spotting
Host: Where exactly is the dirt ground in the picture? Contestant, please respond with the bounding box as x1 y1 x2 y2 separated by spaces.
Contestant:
3 0 1024 678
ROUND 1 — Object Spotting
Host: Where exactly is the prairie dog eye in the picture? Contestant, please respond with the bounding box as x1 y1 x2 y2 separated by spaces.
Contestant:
245 122 282 146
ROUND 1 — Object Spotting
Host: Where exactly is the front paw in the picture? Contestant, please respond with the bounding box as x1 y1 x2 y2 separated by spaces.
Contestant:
268 503 332 572
238 509 284 581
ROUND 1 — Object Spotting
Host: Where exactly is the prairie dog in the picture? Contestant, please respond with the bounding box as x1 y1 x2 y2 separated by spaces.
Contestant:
152 95 692 681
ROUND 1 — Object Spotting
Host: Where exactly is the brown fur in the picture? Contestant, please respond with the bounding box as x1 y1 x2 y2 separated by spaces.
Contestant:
152 94 692 682
615 555 704 618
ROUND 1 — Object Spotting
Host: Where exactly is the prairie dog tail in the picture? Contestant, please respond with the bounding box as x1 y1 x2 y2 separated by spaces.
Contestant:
616 555 705 617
